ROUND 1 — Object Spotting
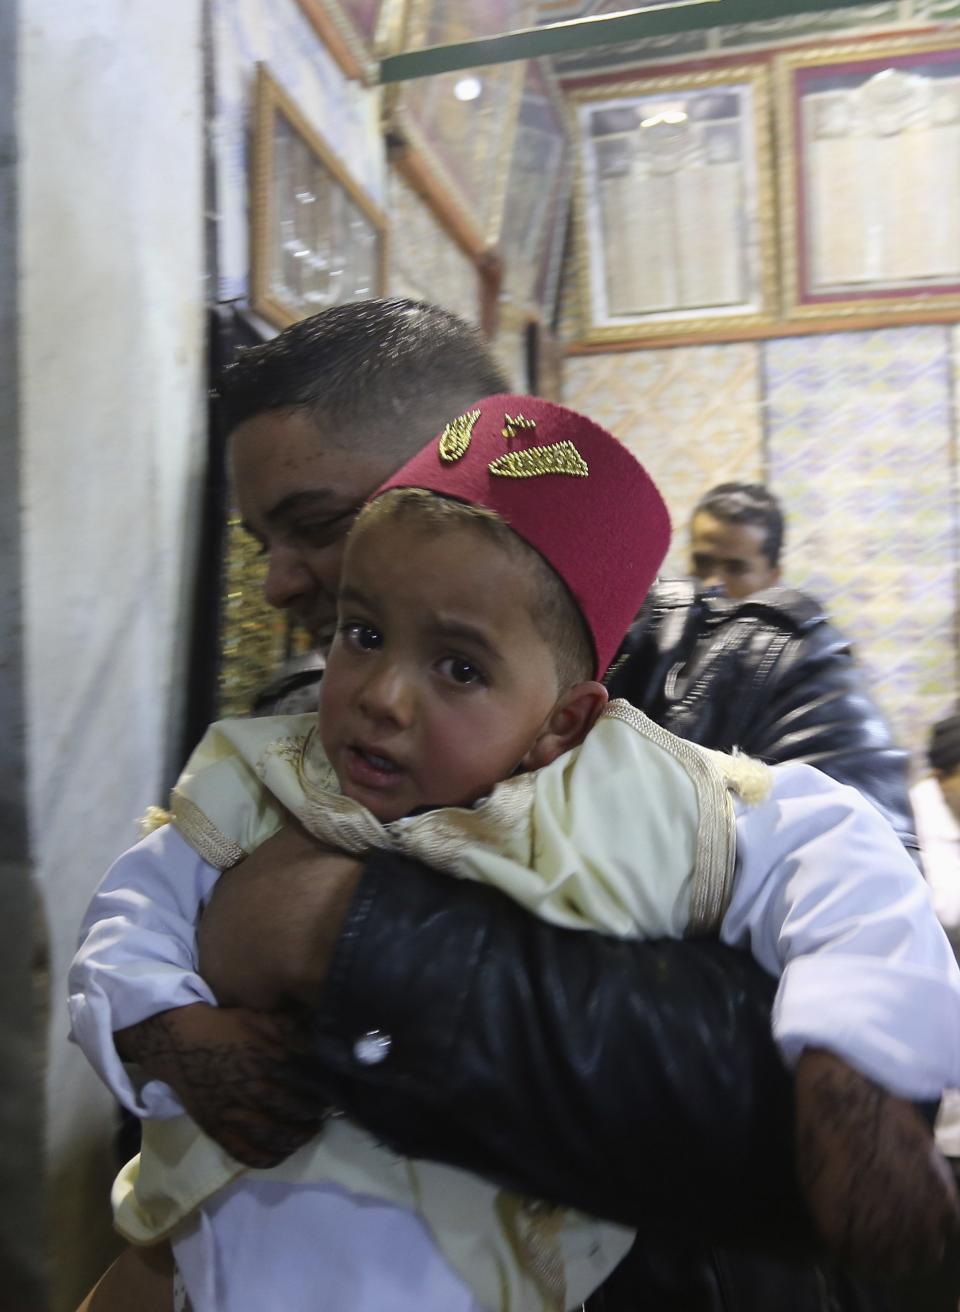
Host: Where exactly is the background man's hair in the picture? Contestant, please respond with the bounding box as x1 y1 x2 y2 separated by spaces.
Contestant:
694 481 785 568
929 712 960 774
219 299 509 457
358 489 595 689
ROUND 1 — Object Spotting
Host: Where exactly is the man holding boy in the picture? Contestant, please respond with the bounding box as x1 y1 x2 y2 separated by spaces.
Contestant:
113 300 922 1309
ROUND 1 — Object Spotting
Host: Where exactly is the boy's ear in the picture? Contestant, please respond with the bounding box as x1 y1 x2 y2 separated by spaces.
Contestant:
521 681 609 772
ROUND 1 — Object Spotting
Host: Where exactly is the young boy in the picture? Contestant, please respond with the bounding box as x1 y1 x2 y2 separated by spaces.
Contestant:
70 395 960 1312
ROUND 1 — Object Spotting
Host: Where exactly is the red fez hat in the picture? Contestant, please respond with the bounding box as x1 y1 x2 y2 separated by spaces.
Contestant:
374 394 671 678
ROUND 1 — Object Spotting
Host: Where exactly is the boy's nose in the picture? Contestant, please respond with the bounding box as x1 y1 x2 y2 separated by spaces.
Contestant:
358 665 416 727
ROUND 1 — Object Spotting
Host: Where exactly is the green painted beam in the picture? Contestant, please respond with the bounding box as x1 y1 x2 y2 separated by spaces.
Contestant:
380 0 883 82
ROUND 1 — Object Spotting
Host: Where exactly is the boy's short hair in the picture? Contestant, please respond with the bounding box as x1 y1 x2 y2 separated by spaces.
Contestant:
358 489 595 689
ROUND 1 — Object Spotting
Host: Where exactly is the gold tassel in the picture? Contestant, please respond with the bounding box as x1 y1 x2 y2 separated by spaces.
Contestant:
138 805 173 838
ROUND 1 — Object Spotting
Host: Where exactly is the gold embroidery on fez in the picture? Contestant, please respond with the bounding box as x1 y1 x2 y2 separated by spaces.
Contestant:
489 441 589 479
438 408 481 463
502 414 537 441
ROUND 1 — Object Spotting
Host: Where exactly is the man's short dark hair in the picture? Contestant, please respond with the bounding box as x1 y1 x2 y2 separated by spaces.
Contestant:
693 482 785 568
218 299 509 454
929 713 960 774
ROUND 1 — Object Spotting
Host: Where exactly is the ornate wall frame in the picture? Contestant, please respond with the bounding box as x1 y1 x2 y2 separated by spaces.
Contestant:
294 0 384 84
251 63 387 330
384 0 534 258
778 34 960 323
495 59 573 325
570 63 777 347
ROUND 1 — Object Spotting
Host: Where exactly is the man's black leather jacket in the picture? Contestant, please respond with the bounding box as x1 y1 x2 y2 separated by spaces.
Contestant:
273 582 919 1310
607 580 918 857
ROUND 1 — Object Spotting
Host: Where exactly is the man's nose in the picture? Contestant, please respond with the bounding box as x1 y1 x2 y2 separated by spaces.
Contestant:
263 543 315 610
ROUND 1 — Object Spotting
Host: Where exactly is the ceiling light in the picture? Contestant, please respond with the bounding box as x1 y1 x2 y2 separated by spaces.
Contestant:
454 76 482 102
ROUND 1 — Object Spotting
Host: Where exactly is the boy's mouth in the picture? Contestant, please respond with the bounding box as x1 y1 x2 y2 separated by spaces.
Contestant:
344 743 404 791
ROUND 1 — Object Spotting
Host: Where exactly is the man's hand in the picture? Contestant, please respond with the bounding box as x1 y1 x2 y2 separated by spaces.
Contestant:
115 1003 327 1167
197 824 362 1011
795 1048 960 1276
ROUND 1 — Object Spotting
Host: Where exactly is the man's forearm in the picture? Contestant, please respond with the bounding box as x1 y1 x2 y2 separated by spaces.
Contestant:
305 850 812 1245
196 834 811 1241
114 1008 186 1077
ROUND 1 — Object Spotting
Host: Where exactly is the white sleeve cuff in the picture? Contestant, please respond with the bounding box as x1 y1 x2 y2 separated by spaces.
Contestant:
68 970 217 1118
774 953 960 1099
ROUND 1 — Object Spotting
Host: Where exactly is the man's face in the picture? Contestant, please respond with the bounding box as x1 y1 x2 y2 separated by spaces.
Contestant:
937 767 960 824
229 410 395 649
689 511 780 600
319 514 562 823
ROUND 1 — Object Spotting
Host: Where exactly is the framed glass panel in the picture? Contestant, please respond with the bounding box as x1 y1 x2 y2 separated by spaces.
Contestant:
571 64 776 345
778 35 960 320
385 0 535 255
251 64 387 330
294 0 386 83
496 59 572 325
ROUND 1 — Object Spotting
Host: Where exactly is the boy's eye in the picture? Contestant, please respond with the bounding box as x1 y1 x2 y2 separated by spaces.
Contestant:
342 622 381 651
440 657 485 686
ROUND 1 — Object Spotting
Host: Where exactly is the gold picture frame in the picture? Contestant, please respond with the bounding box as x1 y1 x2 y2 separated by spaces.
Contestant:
385 0 533 259
251 64 387 331
294 0 382 84
778 34 960 324
570 63 777 348
495 59 573 325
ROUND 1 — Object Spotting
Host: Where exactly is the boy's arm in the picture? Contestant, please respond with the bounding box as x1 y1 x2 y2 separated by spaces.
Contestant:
722 762 960 1272
198 829 812 1241
68 824 220 1117
69 824 325 1166
722 760 960 1097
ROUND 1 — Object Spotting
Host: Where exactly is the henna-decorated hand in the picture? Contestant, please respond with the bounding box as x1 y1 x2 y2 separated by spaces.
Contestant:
114 1003 329 1168
795 1048 960 1277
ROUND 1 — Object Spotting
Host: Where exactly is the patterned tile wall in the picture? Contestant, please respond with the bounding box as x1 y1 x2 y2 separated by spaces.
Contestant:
386 170 481 328
386 169 533 389
492 305 530 392
562 343 765 577
563 326 960 773
765 327 959 773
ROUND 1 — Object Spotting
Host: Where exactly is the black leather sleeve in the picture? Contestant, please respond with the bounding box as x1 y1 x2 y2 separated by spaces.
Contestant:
609 585 919 860
741 622 919 858
311 849 813 1246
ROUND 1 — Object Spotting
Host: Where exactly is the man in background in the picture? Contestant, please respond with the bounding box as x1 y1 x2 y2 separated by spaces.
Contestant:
912 712 960 954
611 474 916 856
912 714 960 1191
688 481 783 600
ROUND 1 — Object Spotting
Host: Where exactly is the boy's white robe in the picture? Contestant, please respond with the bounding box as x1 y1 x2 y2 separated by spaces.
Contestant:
70 704 960 1312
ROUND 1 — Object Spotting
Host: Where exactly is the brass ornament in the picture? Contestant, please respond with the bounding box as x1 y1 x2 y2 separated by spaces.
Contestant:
502 413 537 441
438 408 481 463
489 441 589 479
